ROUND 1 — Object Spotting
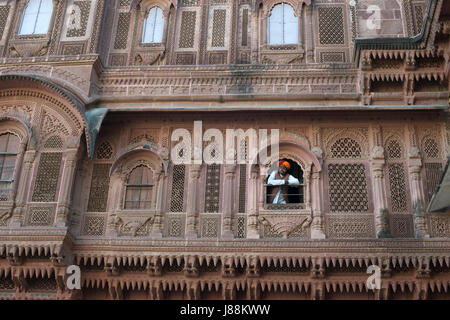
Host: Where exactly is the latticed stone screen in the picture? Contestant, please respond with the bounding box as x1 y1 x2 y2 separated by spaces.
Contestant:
390 214 413 238
0 278 14 291
425 163 443 200
414 4 425 34
95 141 113 160
387 163 408 213
238 164 246 213
66 0 91 38
318 7 345 45
32 153 63 202
330 138 362 159
211 9 226 47
386 140 403 159
0 5 10 40
114 12 131 49
87 164 111 212
205 164 221 213
44 136 64 149
28 278 57 292
430 216 450 238
166 216 184 237
179 11 197 48
201 216 220 238
235 216 246 238
327 215 374 238
241 8 248 46
170 165 185 212
328 163 369 212
27 207 55 226
320 52 345 63
423 138 440 159
83 215 106 236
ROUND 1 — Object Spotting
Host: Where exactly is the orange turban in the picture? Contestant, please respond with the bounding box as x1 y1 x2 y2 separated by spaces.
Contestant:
278 161 291 170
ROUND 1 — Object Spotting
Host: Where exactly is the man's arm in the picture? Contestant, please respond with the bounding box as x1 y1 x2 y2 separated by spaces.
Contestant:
288 174 300 185
267 172 286 185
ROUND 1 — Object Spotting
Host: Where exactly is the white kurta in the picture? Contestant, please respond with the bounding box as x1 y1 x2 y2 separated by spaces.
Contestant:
267 172 300 204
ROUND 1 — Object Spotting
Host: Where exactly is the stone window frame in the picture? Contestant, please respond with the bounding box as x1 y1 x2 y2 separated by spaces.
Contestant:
12 0 59 40
134 3 171 49
0 122 28 204
123 163 156 211
263 158 307 211
260 1 304 51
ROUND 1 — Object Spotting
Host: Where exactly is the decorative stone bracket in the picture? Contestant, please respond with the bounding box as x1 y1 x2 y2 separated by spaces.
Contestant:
258 212 312 238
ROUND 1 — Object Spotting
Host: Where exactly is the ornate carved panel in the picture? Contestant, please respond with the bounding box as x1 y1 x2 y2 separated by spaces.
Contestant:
328 164 370 213
83 215 106 236
205 164 221 213
114 12 131 50
87 164 111 212
326 215 375 238
26 206 56 226
169 164 186 212
32 153 63 202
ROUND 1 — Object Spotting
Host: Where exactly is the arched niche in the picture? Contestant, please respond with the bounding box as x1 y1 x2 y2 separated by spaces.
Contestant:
110 147 168 178
0 74 94 155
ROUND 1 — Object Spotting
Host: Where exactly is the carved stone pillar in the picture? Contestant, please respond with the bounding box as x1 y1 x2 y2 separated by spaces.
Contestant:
106 172 126 237
409 163 429 238
56 149 78 227
222 164 236 239
10 150 36 227
371 160 391 238
152 170 165 238
304 4 315 63
246 166 260 239
311 171 325 239
185 164 201 239
251 7 260 63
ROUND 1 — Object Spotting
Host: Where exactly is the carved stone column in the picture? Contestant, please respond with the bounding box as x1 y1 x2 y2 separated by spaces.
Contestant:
371 159 391 238
406 123 429 238
246 166 260 239
151 170 165 238
56 149 78 227
10 150 36 227
105 172 125 237
185 164 201 239
304 4 315 63
222 164 236 239
311 170 325 239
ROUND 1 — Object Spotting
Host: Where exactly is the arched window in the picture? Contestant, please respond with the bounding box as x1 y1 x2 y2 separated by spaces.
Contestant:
265 159 304 206
19 0 53 35
0 133 20 201
124 165 154 209
142 7 164 43
267 3 298 45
